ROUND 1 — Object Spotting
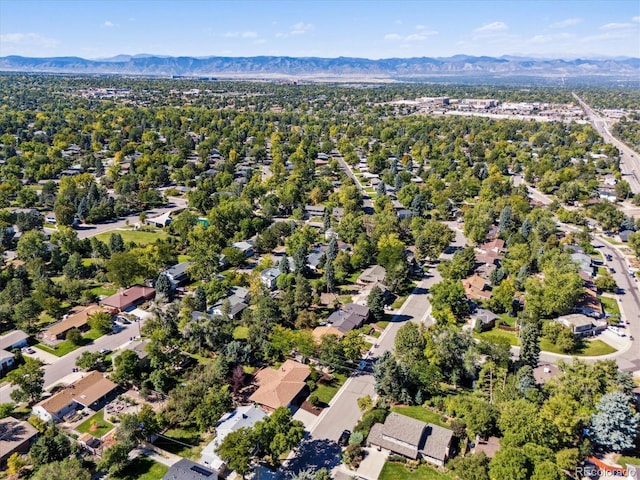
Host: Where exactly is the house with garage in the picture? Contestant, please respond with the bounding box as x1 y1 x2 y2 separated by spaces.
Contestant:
0 330 29 373
0 416 39 466
260 267 282 290
327 303 371 335
249 359 310 412
101 285 156 312
42 305 114 342
32 371 118 422
164 459 217 480
357 265 386 285
367 412 453 467
211 287 250 318
161 261 193 289
199 405 268 472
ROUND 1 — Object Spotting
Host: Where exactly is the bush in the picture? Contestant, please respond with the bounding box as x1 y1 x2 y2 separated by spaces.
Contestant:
66 328 83 345
342 444 363 469
308 395 320 407
349 431 364 445
388 454 407 464
353 408 389 437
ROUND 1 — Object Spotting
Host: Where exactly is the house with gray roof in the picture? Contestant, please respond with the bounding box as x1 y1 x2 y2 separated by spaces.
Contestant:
327 303 370 334
164 459 217 480
260 267 282 290
367 412 453 467
161 261 193 288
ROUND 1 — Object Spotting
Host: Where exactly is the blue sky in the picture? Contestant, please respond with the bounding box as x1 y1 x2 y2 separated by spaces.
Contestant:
1 0 639 59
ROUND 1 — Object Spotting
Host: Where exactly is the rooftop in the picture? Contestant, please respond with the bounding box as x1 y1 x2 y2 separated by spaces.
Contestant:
35 371 118 414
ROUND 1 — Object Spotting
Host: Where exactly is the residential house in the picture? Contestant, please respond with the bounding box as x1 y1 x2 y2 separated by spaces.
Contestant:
463 274 492 301
306 248 324 272
260 267 282 290
304 205 326 219
161 261 193 288
199 405 268 472
101 285 156 312
555 313 602 338
367 412 453 467
211 287 249 318
0 417 38 465
478 238 505 255
575 288 603 319
32 371 118 422
619 230 634 243
357 265 386 285
111 339 150 369
164 459 217 480
232 241 254 258
249 359 310 412
570 252 595 277
0 330 29 373
42 305 113 342
472 309 498 332
599 187 617 202
145 211 173 227
327 303 370 335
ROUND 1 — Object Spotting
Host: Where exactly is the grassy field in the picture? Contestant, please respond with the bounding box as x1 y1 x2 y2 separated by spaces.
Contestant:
540 338 616 356
496 313 518 327
112 457 168 480
391 295 409 309
95 229 168 245
390 406 449 429
376 320 390 330
90 284 118 297
617 454 640 468
314 373 347 405
379 461 452 480
76 410 114 437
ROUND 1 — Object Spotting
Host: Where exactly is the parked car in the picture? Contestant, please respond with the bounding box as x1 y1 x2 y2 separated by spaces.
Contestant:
99 348 112 355
22 347 35 354
609 267 616 273
338 429 351 447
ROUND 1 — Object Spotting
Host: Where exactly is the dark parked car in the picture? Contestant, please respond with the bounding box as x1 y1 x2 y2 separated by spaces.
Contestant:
339 430 351 447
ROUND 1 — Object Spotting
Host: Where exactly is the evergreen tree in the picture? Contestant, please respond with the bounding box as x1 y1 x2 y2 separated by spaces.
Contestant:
194 286 207 312
325 260 336 293
279 255 290 275
326 237 338 262
109 232 125 253
590 391 640 452
520 218 532 240
293 246 308 275
498 205 512 235
94 156 105 176
155 274 173 302
323 207 332 231
519 320 540 369
367 285 385 322
376 181 386 197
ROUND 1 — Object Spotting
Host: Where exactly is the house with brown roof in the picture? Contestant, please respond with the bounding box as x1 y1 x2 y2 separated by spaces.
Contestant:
0 416 39 465
367 412 453 467
357 265 386 285
463 274 492 300
478 238 505 255
249 359 310 412
101 285 155 312
576 288 603 318
32 371 118 422
42 305 114 342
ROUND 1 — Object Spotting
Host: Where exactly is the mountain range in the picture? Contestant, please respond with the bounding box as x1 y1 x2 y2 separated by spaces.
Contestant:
1 54 638 79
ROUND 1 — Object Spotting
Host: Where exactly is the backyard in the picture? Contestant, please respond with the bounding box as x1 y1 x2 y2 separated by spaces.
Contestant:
75 409 114 437
390 406 450 429
36 327 106 357
94 229 168 246
379 461 452 480
154 424 211 460
112 457 168 480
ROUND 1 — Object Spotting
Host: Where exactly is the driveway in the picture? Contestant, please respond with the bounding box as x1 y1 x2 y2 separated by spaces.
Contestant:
333 447 389 480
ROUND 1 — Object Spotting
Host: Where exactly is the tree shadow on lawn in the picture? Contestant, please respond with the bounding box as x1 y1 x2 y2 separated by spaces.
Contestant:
280 437 343 478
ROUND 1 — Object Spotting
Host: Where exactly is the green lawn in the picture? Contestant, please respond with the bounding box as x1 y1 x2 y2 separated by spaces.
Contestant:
90 285 118 297
95 229 168 246
112 457 168 480
177 254 192 263
155 424 205 459
36 328 106 357
314 373 347 405
376 320 390 330
379 461 452 480
345 270 363 284
474 329 520 346
75 410 114 437
600 296 621 317
496 313 517 327
540 338 616 356
391 295 408 309
617 454 640 468
390 406 449 429
233 326 249 340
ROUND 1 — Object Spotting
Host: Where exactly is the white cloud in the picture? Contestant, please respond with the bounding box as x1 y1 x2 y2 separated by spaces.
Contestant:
600 22 634 30
530 32 574 44
290 22 314 35
633 16 640 22
275 32 285 38
384 26 437 42
0 32 59 48
241 31 258 38
103 21 116 28
474 21 508 33
223 32 239 38
584 30 636 42
253 39 266 45
550 17 582 28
